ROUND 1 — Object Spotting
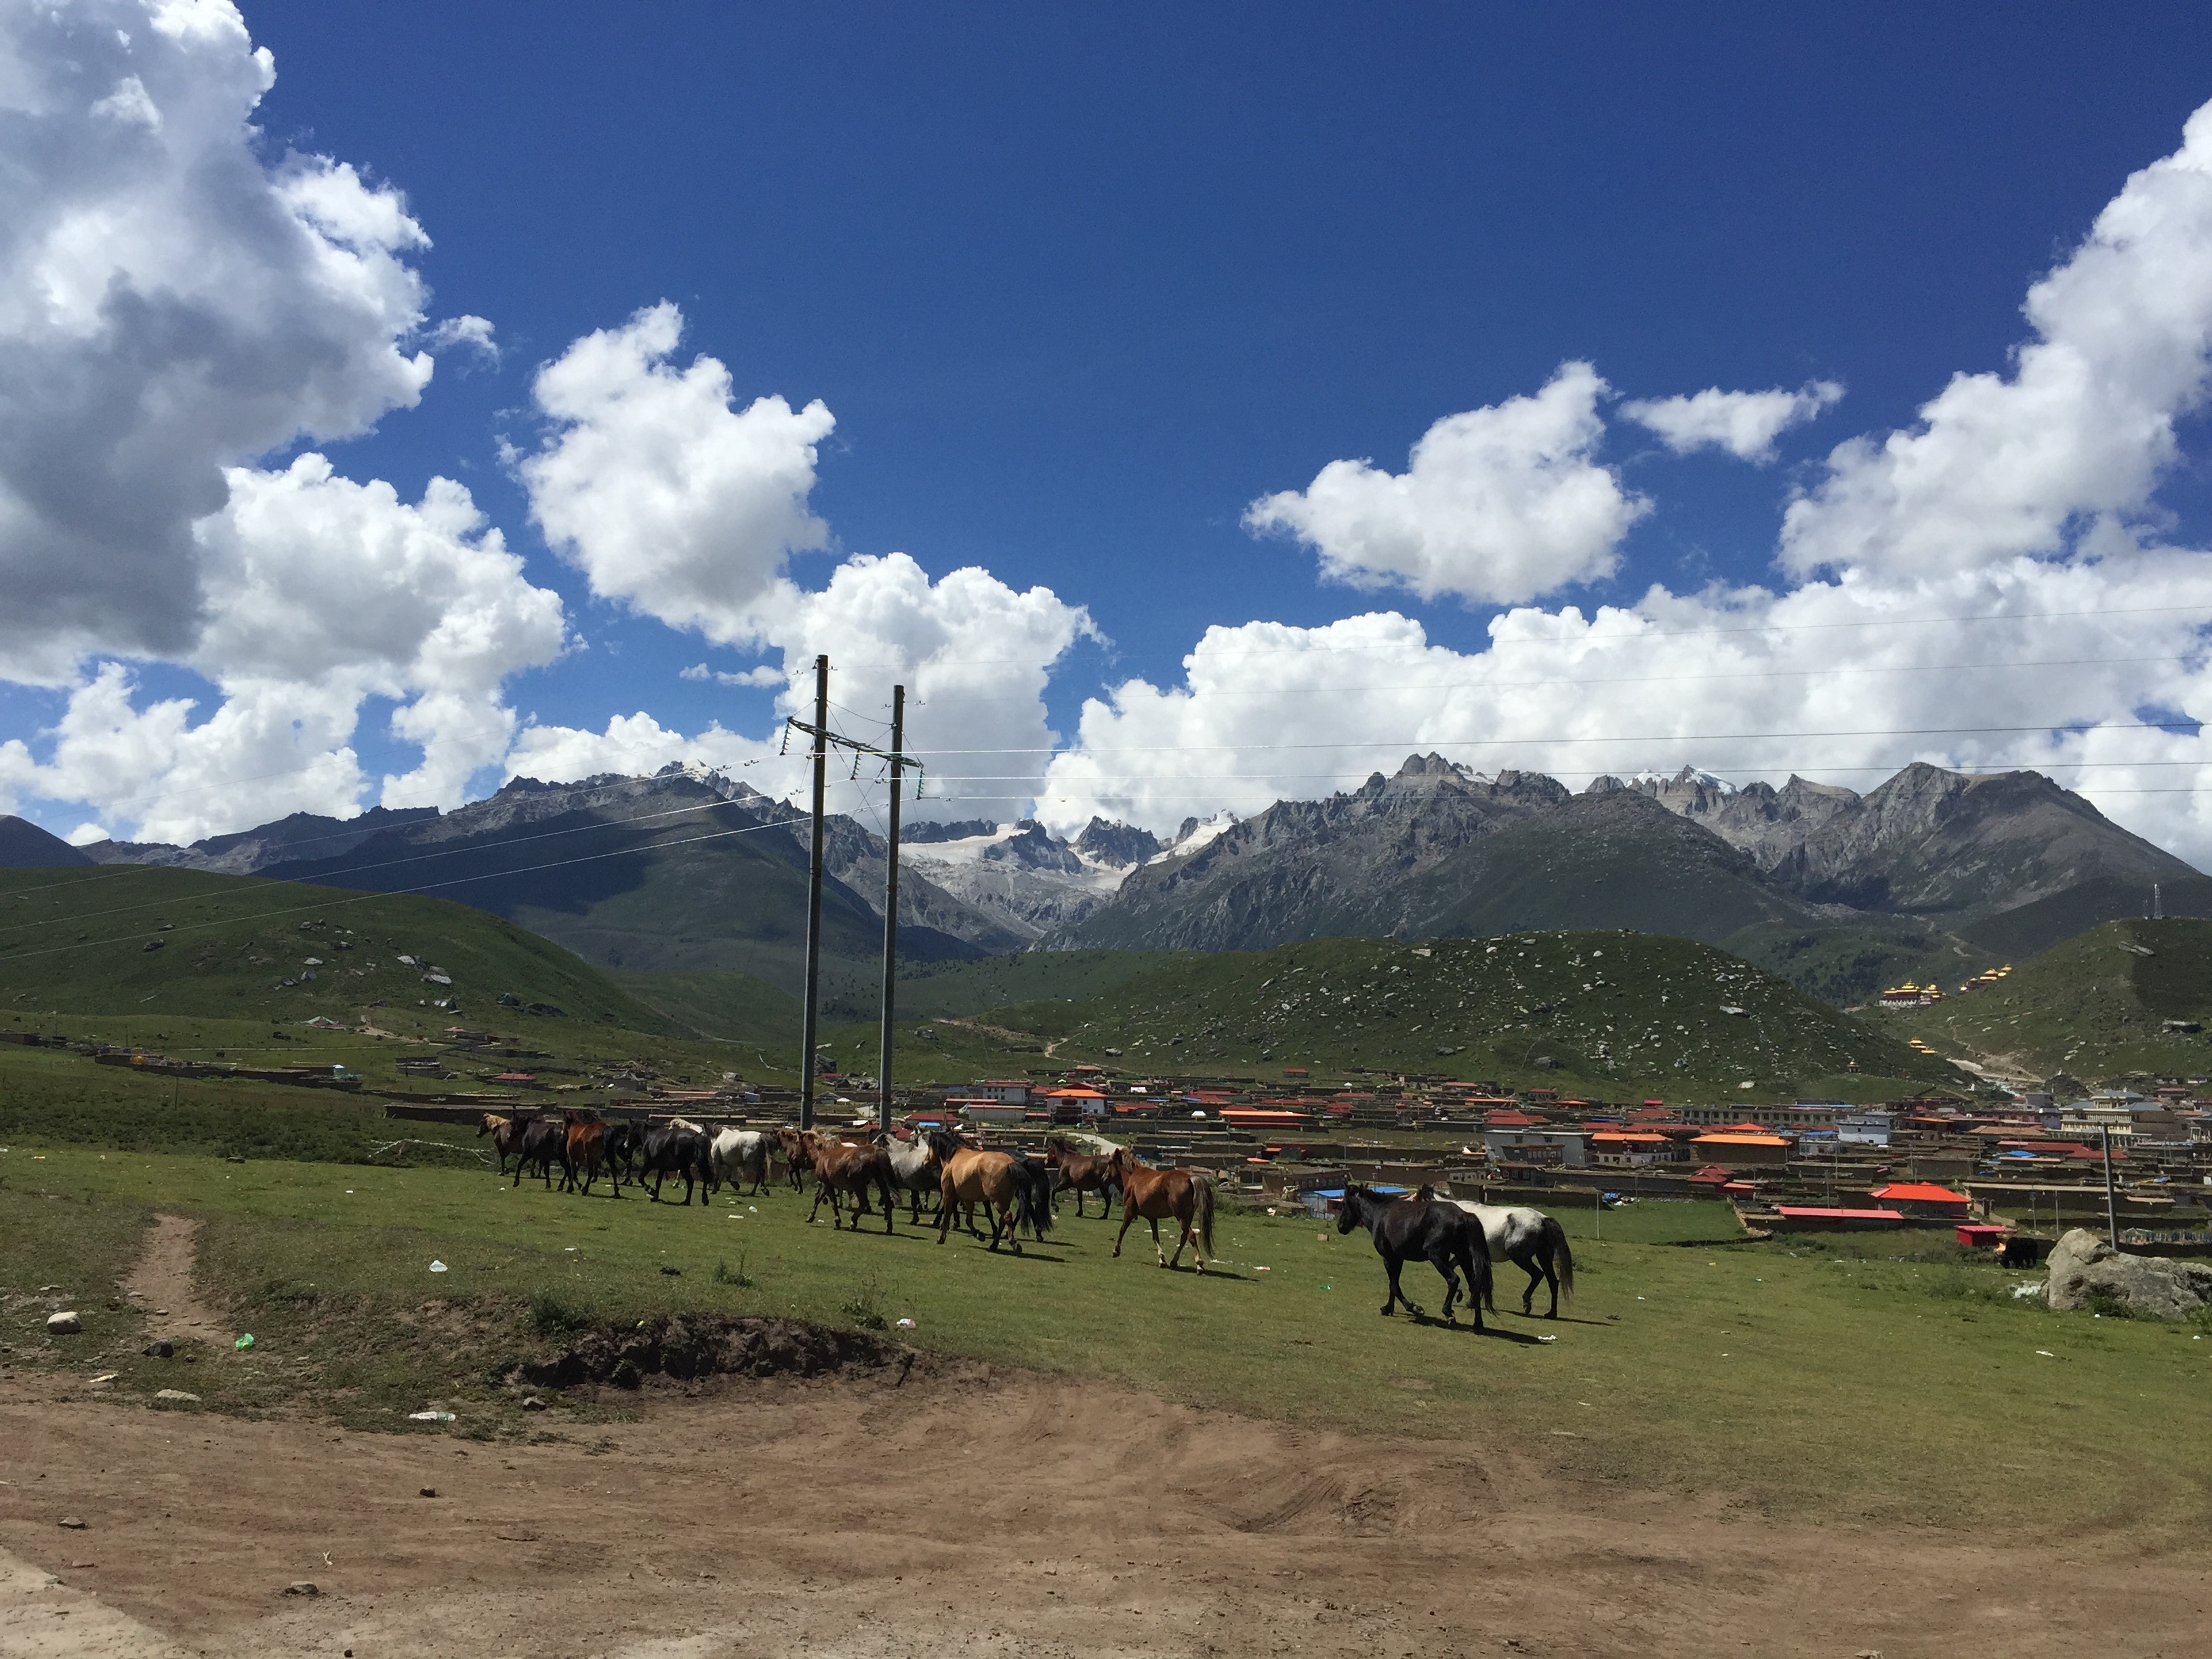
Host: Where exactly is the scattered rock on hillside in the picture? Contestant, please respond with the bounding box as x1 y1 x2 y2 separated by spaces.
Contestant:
45 1311 81 1334
2045 1228 2212 1319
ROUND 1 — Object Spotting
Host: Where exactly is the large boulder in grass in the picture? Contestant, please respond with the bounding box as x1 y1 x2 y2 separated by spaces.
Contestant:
2045 1228 2212 1319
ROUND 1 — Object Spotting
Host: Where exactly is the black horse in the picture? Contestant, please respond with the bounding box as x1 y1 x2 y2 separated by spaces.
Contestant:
636 1126 715 1205
601 1119 640 1181
1336 1185 1490 1330
510 1115 567 1189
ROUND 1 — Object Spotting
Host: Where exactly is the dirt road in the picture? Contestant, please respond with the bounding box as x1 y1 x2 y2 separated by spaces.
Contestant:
3 1362 2206 1659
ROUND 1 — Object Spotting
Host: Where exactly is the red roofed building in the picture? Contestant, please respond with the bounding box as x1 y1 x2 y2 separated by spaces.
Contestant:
1869 1181 1971 1218
1690 1130 1792 1165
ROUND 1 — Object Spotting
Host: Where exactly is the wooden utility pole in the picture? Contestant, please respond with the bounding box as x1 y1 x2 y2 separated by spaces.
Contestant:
877 685 907 1133
780 668 928 1136
798 654 830 1130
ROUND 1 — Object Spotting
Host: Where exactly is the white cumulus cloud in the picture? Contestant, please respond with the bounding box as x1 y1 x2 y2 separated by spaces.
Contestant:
0 1 565 842
1041 100 2212 867
1 457 567 843
1782 102 2212 581
520 302 836 642
0 0 445 682
1622 380 1843 462
515 551 1098 824
1244 361 1649 605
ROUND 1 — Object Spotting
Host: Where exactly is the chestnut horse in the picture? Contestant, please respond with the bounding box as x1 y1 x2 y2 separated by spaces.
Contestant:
805 1131 897 1233
558 1113 620 1197
930 1131 1052 1252
1044 1137 1121 1218
774 1126 819 1189
1107 1148 1216 1271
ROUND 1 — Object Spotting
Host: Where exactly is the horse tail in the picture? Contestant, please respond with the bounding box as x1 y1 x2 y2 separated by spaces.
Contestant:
1193 1173 1215 1260
1466 1229 1493 1326
1026 1158 1056 1235
1008 1157 1048 1238
1543 1214 1574 1305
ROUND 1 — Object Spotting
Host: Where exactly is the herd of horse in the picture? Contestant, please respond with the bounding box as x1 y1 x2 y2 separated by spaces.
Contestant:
474 1109 1572 1326
474 1111 1219 1268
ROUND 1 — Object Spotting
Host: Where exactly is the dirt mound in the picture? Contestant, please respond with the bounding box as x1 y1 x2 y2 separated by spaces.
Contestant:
516 1312 917 1390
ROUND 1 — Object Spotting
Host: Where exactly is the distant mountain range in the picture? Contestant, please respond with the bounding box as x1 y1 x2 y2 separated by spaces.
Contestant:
1047 758 2209 998
68 771 1021 1005
15 756 2201 1010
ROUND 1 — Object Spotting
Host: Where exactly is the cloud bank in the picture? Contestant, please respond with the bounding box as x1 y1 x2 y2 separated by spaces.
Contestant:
1039 103 2212 864
0 0 564 842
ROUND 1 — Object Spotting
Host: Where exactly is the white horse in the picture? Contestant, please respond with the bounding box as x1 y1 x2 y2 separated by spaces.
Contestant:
880 1128 943 1223
1429 1194 1575 1318
708 1128 771 1195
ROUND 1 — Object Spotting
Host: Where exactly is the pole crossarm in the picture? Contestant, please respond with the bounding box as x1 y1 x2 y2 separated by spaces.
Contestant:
781 718 928 793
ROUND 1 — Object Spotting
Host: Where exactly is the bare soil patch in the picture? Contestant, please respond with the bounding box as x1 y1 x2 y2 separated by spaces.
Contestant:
1 1366 2206 1659
117 1216 229 1349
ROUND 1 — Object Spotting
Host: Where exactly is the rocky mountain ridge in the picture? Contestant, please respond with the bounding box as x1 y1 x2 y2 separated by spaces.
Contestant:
26 754 2205 1008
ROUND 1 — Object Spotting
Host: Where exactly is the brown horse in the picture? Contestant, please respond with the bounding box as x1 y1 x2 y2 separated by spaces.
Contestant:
558 1113 620 1197
476 1111 529 1176
1107 1148 1216 1271
1044 1137 1121 1218
805 1132 897 1233
774 1126 818 1190
931 1132 1053 1252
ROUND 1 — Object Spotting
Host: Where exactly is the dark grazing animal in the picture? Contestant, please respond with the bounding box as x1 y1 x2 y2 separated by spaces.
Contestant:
477 1112 528 1176
636 1126 715 1205
1044 1137 1121 1218
1336 1184 1490 1329
510 1115 567 1189
600 1118 640 1180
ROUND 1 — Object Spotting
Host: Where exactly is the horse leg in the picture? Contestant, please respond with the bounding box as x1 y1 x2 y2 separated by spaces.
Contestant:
1111 1202 1136 1259
882 1175 896 1235
1433 1248 1462 1325
1164 1204 1188 1270
1382 1253 1407 1317
1149 1214 1166 1268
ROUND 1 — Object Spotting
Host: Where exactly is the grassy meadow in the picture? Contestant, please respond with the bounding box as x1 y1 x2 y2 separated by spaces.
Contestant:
5 1139 2207 1534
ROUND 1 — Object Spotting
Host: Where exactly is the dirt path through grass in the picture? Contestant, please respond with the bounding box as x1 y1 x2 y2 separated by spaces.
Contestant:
1 1368 2206 1659
119 1216 228 1351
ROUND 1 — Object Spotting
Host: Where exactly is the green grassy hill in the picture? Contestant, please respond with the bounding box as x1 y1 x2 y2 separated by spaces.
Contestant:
1900 916 2212 1086
255 779 1002 1000
844 930 1957 1098
0 865 680 1036
888 949 1185 1017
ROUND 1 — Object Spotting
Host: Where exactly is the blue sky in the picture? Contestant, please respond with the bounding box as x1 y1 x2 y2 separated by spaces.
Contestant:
7 1 2212 854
